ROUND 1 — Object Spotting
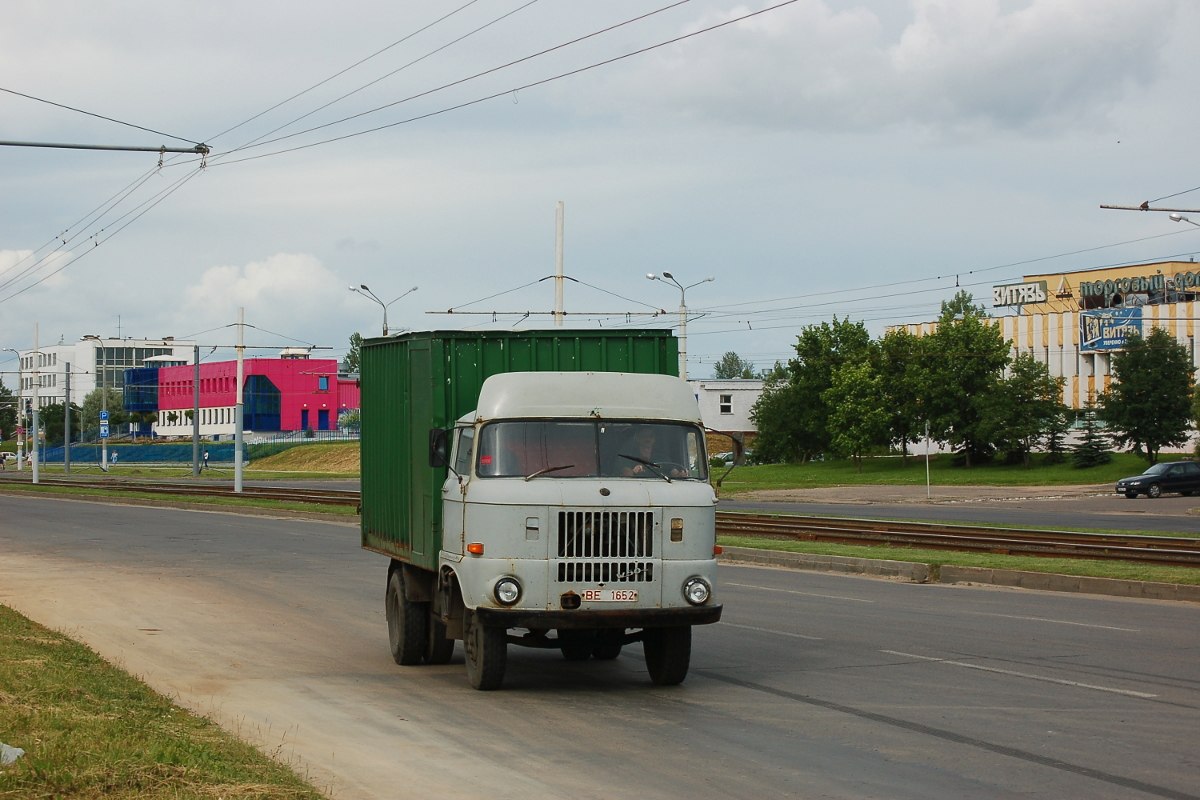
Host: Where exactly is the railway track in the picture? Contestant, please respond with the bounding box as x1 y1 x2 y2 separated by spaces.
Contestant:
3 477 1198 567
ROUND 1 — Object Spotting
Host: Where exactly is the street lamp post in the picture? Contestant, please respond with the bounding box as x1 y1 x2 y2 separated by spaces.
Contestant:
646 271 714 380
1170 213 1200 229
82 335 108 470
349 284 418 336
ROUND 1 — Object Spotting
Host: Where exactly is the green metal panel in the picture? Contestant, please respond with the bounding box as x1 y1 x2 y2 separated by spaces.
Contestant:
360 329 678 568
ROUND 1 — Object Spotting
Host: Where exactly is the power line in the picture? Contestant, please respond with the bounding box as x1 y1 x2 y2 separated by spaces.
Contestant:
0 86 203 145
211 0 540 159
209 0 784 166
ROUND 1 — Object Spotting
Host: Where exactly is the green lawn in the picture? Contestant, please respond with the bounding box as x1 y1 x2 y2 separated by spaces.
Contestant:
0 605 327 799
714 451 1163 494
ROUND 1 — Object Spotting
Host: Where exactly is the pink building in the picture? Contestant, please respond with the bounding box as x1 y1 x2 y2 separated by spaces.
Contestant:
154 356 360 437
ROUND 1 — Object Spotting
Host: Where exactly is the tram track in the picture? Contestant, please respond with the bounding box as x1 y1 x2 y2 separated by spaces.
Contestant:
3 477 1198 567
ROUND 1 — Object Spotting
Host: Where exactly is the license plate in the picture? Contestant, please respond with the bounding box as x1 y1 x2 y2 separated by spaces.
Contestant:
580 588 638 602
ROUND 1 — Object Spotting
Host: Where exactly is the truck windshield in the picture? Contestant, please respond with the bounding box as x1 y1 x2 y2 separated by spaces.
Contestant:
475 420 707 480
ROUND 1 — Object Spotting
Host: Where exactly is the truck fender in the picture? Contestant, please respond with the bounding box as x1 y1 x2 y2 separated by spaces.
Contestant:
390 560 434 603
437 566 466 640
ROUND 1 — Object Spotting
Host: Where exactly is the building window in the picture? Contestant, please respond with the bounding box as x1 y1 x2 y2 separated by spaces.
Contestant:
719 394 733 415
318 376 329 391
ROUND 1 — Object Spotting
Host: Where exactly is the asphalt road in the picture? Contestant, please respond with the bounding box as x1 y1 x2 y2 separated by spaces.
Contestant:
1 495 1197 800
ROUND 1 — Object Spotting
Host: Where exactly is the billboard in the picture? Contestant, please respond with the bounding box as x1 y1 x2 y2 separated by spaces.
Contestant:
1080 307 1142 352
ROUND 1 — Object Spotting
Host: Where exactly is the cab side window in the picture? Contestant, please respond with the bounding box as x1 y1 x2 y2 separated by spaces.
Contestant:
454 427 475 475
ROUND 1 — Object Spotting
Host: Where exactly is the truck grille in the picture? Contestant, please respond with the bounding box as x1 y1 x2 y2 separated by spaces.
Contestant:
555 510 655 584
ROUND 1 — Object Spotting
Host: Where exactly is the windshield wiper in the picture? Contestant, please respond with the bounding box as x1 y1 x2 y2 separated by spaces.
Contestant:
523 464 575 482
618 454 672 482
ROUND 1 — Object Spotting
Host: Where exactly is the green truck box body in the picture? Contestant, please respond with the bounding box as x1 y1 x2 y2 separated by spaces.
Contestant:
359 329 679 569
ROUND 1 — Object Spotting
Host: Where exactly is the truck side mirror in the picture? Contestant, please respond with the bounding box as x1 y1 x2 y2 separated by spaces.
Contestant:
429 428 450 468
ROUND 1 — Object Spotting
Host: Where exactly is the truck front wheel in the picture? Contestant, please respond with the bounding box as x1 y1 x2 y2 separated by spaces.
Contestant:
386 569 428 666
464 610 507 690
643 626 691 686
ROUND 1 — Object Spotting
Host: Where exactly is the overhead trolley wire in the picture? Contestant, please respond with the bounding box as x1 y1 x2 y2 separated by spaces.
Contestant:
210 0 793 166
0 86 204 146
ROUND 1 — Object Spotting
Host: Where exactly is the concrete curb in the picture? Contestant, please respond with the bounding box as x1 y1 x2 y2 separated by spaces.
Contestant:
719 546 1200 603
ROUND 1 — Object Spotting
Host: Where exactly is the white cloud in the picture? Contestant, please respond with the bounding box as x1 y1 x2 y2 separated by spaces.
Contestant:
592 0 1180 136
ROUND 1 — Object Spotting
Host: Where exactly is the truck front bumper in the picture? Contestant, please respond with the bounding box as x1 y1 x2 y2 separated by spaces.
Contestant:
473 604 722 630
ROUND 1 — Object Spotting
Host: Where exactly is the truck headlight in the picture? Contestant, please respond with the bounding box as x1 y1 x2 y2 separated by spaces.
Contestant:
683 576 711 606
494 576 522 606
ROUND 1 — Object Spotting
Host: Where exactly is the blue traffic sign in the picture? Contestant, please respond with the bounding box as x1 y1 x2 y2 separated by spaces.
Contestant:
99 410 109 421
99 423 110 438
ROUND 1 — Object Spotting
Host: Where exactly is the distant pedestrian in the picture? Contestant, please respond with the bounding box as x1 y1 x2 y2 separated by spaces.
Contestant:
110 450 118 465
203 450 210 470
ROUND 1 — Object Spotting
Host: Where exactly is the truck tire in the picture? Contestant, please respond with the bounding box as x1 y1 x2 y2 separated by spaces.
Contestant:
558 630 595 661
592 628 624 660
643 626 691 686
464 610 507 690
425 611 455 665
386 569 428 666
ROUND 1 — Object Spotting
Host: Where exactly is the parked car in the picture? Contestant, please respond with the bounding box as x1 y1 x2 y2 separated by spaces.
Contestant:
1115 460 1200 499
0 452 16 463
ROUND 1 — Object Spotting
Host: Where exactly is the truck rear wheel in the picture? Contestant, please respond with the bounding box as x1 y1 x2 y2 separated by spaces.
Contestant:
558 630 595 661
643 626 691 686
464 610 507 690
386 569 428 666
425 611 455 665
592 628 624 660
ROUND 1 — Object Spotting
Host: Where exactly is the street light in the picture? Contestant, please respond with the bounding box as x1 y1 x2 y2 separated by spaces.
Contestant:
82 335 109 470
1170 213 1200 229
349 284 418 336
646 271 714 379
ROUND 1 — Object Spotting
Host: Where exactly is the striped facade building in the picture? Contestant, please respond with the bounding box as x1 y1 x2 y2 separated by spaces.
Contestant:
901 260 1200 410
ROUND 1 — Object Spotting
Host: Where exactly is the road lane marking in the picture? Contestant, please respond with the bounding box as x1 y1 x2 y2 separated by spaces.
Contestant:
724 582 874 603
881 650 1158 698
720 621 824 640
963 612 1140 632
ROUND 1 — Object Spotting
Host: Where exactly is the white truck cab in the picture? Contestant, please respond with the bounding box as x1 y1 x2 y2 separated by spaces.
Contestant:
433 371 722 688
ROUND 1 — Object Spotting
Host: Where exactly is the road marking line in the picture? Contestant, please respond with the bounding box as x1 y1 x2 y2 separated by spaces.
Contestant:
724 582 874 603
881 650 1158 698
964 612 1140 632
721 621 824 640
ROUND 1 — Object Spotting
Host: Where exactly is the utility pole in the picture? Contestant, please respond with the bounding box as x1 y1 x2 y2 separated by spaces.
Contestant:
31 324 39 484
64 363 71 474
234 308 245 493
192 345 201 476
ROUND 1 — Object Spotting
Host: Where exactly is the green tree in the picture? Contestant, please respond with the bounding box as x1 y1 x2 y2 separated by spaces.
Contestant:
1041 406 1072 464
877 328 929 463
824 360 889 471
80 388 128 439
344 332 364 374
749 362 803 464
924 291 1011 466
750 318 874 462
982 353 1065 466
0 378 15 440
1072 405 1111 468
712 351 756 379
38 402 83 446
1100 328 1194 463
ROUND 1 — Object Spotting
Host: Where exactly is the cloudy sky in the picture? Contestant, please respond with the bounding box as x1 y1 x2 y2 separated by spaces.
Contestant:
3 0 1199 376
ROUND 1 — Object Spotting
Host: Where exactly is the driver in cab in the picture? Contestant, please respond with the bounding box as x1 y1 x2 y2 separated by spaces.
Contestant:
623 428 686 478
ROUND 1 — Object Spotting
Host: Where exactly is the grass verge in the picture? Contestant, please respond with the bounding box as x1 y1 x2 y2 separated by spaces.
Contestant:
719 535 1200 585
714 452 1166 494
0 605 326 799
